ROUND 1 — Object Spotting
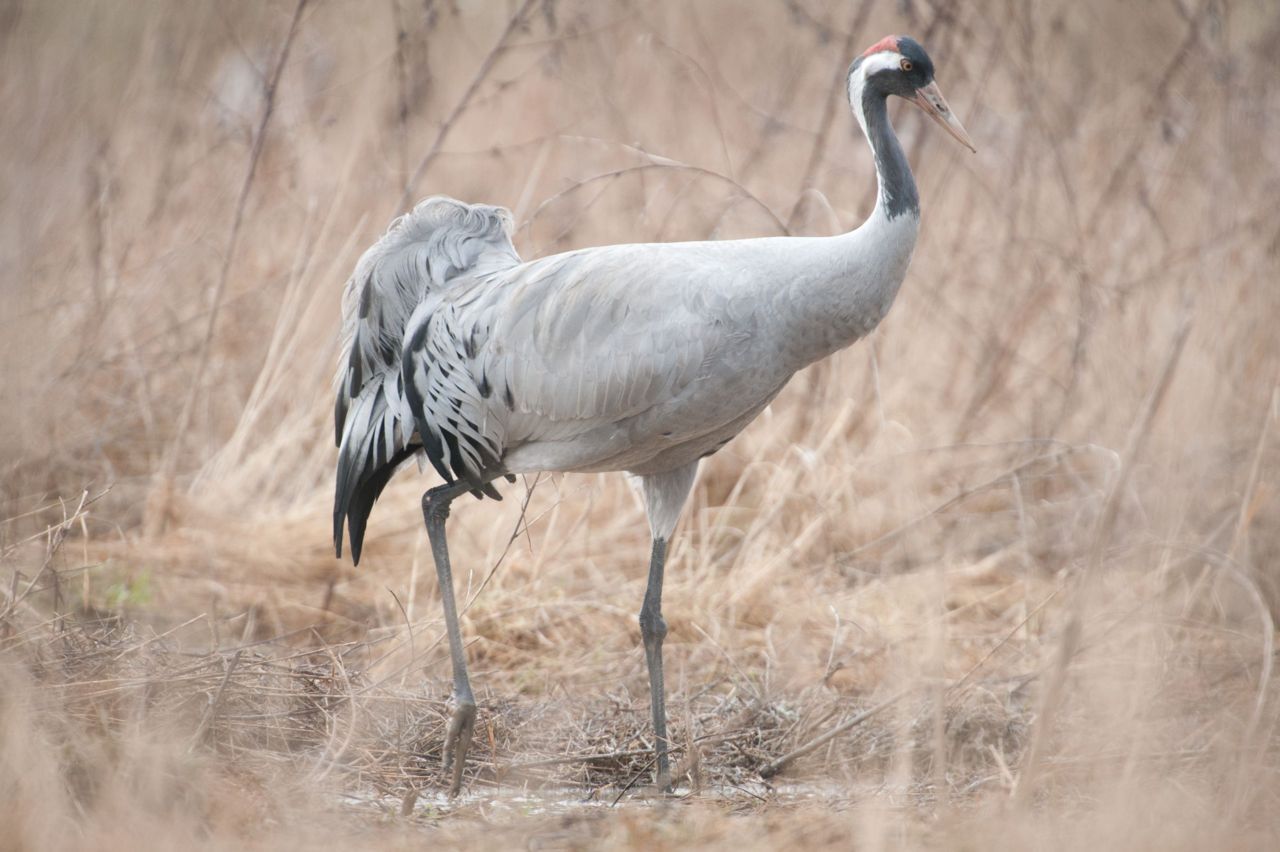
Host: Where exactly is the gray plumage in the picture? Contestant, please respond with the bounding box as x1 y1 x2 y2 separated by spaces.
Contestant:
335 205 918 560
334 199 519 560
332 34 973 796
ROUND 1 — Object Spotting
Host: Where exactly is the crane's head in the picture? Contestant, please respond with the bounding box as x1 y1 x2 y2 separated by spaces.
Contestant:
849 35 975 152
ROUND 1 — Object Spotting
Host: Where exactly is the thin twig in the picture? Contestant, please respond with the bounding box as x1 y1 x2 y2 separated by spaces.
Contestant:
948 586 1063 695
1229 383 1277 558
395 0 538 214
190 649 243 750
460 473 542 616
609 755 659 806
758 688 911 779
388 587 415 674
153 0 309 524
1014 313 1193 806
785 0 872 231
0 487 111 564
847 445 1104 558
1 488 111 619
524 159 789 242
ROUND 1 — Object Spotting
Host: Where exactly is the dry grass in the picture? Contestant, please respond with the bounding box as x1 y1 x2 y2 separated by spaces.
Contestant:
3 0 1280 848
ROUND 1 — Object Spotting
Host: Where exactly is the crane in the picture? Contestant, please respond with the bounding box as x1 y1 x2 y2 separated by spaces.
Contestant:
333 34 973 797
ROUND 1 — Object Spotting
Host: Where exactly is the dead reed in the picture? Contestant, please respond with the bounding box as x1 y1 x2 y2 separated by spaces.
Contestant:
2 0 1279 848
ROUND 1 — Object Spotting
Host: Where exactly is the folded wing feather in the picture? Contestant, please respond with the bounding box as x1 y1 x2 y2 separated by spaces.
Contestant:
333 197 520 563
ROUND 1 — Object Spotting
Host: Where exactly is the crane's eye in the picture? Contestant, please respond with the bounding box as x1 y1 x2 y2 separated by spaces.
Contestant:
900 58 914 72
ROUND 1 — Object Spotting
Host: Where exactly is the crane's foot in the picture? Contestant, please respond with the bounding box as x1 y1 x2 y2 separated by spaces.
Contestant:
443 697 476 797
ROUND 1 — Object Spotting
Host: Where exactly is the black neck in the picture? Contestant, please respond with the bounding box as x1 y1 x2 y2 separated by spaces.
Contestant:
861 90 919 220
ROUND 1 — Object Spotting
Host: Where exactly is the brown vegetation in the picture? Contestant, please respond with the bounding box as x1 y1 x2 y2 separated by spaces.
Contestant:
3 0 1279 848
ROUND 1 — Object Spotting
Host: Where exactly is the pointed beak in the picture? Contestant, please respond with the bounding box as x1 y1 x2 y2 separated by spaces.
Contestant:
911 80 976 153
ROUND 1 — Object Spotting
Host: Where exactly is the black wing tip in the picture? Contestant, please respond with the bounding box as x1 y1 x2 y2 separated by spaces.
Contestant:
335 508 357 564
334 494 346 555
348 529 364 566
347 508 371 567
335 443 420 569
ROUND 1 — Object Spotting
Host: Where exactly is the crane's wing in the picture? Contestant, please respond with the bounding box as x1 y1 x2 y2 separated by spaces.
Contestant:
486 246 731 424
401 242 751 485
334 196 520 564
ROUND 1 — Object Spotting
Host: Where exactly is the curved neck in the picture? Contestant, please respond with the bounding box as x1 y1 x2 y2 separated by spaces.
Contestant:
852 83 919 221
759 65 923 371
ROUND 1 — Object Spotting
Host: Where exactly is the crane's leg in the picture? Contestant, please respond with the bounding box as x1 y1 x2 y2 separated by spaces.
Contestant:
640 536 674 791
421 480 478 797
636 462 699 793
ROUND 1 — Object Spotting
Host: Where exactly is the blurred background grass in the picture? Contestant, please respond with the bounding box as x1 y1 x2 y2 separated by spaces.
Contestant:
2 0 1280 848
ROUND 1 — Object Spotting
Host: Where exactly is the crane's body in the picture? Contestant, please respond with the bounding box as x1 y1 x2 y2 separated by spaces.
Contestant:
434 219 916 473
333 35 972 797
